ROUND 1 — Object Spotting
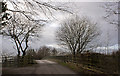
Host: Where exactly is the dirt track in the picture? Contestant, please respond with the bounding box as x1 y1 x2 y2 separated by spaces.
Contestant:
2 60 76 74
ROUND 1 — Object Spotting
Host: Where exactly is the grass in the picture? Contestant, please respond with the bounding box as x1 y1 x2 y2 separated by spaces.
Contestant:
44 51 120 75
46 58 104 74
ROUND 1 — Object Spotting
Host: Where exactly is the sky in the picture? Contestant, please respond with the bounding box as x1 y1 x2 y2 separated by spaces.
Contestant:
0 1 119 55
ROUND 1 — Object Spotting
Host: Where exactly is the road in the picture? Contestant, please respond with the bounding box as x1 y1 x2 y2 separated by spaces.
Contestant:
2 60 76 74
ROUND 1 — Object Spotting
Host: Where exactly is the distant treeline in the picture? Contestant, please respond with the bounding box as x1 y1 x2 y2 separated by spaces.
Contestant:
26 46 58 60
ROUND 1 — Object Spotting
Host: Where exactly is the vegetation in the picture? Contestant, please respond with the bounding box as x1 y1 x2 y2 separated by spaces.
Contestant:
57 16 99 58
0 0 72 58
26 46 58 60
2 46 58 67
103 2 119 26
1 1 118 75
45 50 120 74
1 13 41 57
2 55 36 67
0 2 11 29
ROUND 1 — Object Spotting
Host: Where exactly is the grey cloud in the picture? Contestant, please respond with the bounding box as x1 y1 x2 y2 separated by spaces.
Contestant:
1 2 118 55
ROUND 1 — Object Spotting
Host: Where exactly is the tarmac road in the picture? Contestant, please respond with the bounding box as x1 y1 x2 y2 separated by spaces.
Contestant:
2 60 76 74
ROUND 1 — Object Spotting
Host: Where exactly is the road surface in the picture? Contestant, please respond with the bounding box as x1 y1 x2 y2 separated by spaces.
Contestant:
2 60 76 74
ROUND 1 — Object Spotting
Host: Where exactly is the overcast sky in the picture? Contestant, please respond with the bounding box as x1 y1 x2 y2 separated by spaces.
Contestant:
0 1 118 55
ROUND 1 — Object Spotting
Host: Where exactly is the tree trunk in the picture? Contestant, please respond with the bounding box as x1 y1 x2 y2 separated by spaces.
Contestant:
17 52 20 67
73 51 76 58
22 51 26 57
17 50 20 57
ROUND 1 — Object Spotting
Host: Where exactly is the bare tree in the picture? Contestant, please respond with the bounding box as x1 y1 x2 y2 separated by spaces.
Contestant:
1 0 72 57
103 2 119 26
57 16 99 57
1 0 72 31
0 2 12 30
1 12 41 57
103 2 119 52
5 0 72 23
52 48 57 56
37 46 51 59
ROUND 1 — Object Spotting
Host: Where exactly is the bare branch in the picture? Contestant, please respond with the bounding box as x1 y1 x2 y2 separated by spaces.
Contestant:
32 0 73 14
57 16 99 56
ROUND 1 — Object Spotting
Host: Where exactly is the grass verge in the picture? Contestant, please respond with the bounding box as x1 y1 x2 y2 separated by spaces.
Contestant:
44 57 109 75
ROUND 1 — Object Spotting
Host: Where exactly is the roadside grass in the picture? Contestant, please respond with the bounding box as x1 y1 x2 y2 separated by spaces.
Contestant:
43 51 120 75
45 58 104 74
